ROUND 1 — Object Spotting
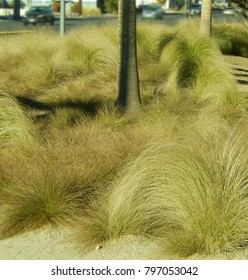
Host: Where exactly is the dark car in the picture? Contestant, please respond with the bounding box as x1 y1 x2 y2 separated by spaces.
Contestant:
23 6 55 26
186 4 201 18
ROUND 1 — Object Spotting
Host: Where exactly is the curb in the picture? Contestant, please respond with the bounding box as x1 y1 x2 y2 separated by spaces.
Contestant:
0 30 36 36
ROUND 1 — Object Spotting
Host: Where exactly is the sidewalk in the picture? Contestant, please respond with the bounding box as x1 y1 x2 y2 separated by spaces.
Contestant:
224 55 248 95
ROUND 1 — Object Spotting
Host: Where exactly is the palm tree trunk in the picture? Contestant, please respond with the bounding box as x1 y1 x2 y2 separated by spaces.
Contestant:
199 0 212 38
116 0 141 114
13 0 21 20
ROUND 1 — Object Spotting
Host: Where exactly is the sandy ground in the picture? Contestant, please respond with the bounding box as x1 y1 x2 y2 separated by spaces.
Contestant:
0 228 161 260
0 226 248 260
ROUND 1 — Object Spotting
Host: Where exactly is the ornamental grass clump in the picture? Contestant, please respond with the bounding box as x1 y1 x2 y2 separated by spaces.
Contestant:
160 34 231 90
73 115 248 257
213 23 248 57
0 93 36 150
0 119 153 239
0 148 90 238
63 27 118 76
158 31 246 116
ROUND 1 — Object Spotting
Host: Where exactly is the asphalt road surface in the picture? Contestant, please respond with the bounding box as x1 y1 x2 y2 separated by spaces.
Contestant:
0 11 239 35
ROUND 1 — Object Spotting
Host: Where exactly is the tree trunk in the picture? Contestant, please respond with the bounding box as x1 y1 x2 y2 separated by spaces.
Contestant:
13 0 21 20
97 0 105 14
116 0 141 114
79 0 82 16
199 0 212 38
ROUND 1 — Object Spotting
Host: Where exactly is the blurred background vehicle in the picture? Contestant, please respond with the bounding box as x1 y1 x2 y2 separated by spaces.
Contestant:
141 5 164 20
186 3 201 18
23 6 55 26
223 6 235 15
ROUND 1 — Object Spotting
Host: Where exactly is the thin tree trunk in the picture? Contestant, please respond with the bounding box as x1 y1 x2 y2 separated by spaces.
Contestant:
116 0 141 114
79 0 82 16
199 0 212 38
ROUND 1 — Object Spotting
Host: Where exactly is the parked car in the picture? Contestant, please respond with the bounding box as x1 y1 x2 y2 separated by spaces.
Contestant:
23 6 55 26
186 4 201 18
223 7 235 15
142 5 164 20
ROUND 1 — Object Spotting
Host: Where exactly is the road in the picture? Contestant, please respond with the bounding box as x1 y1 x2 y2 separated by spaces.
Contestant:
0 11 239 34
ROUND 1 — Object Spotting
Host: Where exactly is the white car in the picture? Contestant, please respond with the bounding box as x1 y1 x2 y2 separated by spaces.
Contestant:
142 5 164 20
186 4 201 18
223 7 235 15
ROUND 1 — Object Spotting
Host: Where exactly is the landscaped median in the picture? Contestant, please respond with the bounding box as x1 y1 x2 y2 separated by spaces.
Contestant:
0 21 247 260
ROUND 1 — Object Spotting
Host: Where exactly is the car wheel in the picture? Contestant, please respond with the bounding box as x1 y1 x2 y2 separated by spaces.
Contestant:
50 19 54 26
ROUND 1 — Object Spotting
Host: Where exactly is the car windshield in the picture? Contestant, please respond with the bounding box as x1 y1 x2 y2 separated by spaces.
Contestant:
143 5 161 11
190 4 201 9
29 7 47 12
